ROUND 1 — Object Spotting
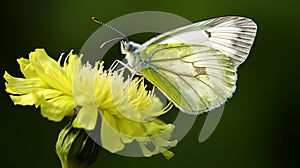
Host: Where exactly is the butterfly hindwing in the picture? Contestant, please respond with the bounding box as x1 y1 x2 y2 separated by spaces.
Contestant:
140 43 237 114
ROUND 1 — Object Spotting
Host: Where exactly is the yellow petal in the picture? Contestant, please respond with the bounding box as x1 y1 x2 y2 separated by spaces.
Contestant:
9 93 36 106
101 112 125 153
39 95 74 122
17 57 37 78
117 119 148 137
63 51 79 78
161 150 175 160
29 49 72 94
72 105 98 130
4 71 49 94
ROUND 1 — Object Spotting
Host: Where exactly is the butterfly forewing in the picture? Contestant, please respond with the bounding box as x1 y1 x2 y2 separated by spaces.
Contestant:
140 43 237 114
140 16 257 67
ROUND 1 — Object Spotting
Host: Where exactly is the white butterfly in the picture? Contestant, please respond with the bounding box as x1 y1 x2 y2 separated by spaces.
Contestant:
115 16 257 114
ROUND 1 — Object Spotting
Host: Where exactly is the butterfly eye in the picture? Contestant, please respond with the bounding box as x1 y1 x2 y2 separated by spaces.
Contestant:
128 44 134 51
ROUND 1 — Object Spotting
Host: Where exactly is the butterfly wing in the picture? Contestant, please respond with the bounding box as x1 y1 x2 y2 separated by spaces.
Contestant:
140 43 236 114
139 16 257 67
136 16 256 114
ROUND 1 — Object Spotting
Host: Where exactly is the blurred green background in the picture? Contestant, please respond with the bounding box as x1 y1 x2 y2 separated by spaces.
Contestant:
1 0 299 167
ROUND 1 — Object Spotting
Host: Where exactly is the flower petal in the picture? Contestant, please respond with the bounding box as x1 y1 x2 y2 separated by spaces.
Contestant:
9 93 36 106
29 49 72 94
39 95 74 122
17 57 38 78
4 71 49 94
72 105 98 130
101 112 125 153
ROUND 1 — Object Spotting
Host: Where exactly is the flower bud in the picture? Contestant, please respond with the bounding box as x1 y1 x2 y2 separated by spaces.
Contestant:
56 122 100 168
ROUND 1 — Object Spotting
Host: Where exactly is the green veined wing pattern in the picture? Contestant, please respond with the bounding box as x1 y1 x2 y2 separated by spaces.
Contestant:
140 43 236 114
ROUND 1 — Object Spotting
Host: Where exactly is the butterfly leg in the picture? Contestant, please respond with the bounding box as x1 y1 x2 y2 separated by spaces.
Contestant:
109 59 136 79
109 59 123 71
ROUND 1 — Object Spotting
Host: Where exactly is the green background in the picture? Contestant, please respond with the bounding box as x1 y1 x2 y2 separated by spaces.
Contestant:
1 0 299 167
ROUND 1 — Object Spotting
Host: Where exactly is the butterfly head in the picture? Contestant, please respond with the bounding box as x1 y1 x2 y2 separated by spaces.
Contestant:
121 40 141 67
120 41 141 54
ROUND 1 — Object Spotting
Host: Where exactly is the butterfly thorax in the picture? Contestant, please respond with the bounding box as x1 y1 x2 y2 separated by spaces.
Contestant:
120 40 145 71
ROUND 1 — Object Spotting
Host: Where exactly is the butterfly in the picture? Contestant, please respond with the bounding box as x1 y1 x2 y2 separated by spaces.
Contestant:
110 16 257 114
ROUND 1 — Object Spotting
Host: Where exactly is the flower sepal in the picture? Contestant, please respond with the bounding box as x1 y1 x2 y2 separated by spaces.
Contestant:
56 121 100 168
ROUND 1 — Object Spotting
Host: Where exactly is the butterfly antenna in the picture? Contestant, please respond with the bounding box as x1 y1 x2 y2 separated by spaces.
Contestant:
92 17 129 42
99 37 124 49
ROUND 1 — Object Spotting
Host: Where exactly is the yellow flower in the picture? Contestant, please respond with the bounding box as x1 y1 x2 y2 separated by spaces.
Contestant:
71 57 177 158
4 48 177 159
